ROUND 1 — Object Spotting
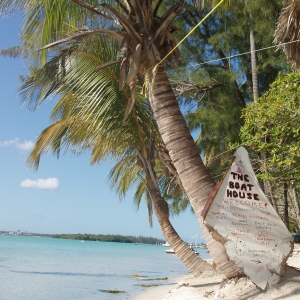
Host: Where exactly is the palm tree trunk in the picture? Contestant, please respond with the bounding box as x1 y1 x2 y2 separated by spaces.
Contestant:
249 13 259 101
249 14 273 210
159 219 213 277
145 65 243 278
142 156 213 277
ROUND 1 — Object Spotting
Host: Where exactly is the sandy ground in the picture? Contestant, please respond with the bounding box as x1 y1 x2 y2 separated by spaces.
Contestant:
134 244 300 300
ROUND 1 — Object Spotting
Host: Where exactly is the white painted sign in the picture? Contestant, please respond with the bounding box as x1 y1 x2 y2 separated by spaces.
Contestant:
203 147 293 290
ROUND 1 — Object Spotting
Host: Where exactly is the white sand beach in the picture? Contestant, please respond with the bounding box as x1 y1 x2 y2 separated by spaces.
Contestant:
134 244 300 300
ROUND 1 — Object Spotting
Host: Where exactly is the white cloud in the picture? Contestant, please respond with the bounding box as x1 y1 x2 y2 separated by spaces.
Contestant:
0 138 34 150
0 139 16 147
20 178 60 190
17 140 34 150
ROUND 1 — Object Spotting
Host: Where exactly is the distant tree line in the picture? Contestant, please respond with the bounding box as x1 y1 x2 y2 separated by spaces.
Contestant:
52 233 165 244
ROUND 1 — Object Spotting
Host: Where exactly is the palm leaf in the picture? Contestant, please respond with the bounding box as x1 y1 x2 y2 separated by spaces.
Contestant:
119 57 128 91
71 0 113 19
95 60 121 72
101 3 142 45
39 29 123 51
27 119 70 170
274 0 300 69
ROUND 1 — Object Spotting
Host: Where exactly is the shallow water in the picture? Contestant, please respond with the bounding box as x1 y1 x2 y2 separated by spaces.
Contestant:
0 235 209 299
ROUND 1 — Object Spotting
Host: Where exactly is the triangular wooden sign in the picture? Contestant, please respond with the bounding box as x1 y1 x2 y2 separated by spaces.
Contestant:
202 147 293 290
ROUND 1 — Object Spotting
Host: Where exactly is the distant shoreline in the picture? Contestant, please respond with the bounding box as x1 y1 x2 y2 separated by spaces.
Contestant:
0 231 164 245
0 230 52 237
52 233 165 244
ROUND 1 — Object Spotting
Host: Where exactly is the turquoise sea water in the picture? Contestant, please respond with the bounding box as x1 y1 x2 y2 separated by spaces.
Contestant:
0 235 210 299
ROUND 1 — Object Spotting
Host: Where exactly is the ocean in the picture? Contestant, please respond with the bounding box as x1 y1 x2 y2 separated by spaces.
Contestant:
0 235 210 299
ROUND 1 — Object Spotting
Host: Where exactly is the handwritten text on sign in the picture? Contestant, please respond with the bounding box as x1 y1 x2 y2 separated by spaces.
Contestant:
203 147 293 290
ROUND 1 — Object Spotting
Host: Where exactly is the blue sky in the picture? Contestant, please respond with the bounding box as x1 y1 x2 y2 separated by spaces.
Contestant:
0 13 205 243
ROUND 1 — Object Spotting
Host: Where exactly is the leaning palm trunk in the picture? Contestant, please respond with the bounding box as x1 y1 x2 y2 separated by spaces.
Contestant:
145 65 243 278
160 219 213 276
152 195 214 277
139 150 213 276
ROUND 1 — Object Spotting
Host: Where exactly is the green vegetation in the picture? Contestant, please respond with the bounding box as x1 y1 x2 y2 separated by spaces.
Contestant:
173 0 287 181
52 233 164 245
241 72 300 182
98 289 125 294
240 72 300 231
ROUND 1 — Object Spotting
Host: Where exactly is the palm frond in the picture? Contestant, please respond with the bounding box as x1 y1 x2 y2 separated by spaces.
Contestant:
39 29 123 51
275 0 300 69
0 46 22 58
27 119 70 170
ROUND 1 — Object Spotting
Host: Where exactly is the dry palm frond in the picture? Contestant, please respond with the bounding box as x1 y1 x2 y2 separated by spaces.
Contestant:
274 0 300 70
40 0 184 120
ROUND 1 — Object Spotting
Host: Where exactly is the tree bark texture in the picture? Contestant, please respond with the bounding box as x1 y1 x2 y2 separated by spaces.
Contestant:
143 156 213 276
160 219 214 277
249 14 259 101
145 66 243 278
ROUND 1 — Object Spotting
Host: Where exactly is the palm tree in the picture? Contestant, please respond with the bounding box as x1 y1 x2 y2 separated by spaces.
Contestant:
107 144 214 276
275 0 300 69
0 0 241 277
23 35 213 276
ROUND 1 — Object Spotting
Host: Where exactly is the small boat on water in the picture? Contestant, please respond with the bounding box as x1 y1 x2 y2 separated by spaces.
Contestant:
165 248 175 254
165 247 199 255
188 243 207 249
162 242 170 247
